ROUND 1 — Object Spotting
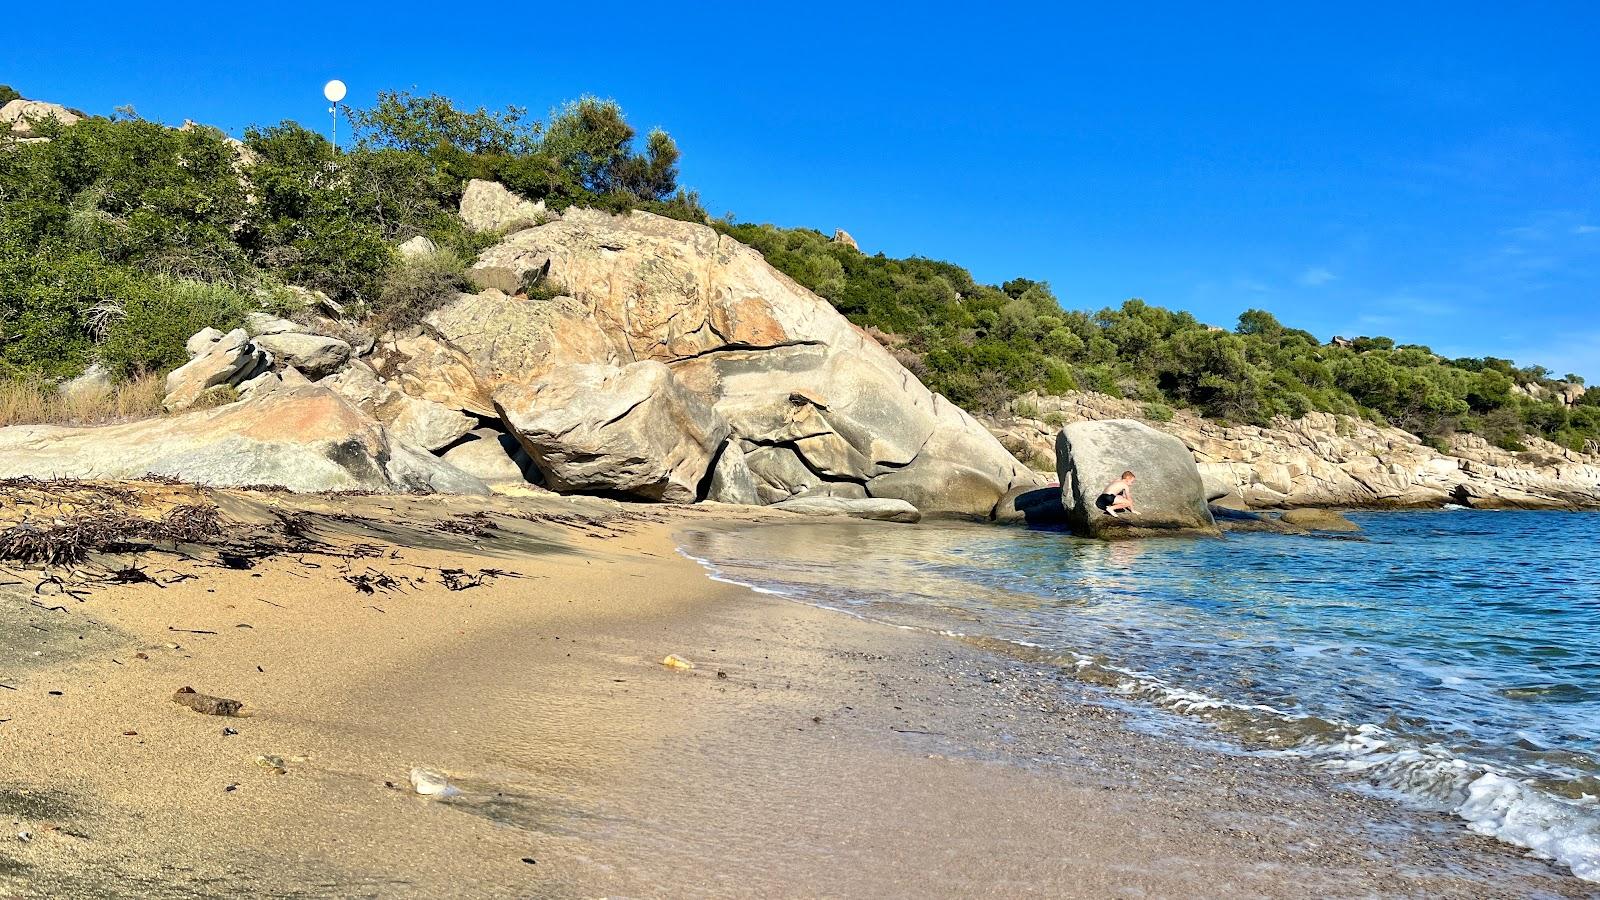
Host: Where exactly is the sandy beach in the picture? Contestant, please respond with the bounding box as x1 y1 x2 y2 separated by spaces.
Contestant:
0 487 1588 898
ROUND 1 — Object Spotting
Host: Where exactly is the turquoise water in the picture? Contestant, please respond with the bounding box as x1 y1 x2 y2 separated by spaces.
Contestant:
679 510 1600 881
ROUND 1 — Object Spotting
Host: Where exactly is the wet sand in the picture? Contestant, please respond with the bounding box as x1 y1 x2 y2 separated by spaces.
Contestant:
0 490 1589 898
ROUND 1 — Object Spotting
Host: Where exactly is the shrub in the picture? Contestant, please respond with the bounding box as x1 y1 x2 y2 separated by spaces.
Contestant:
99 278 253 377
0 373 164 427
371 250 469 331
1143 402 1175 422
0 85 19 105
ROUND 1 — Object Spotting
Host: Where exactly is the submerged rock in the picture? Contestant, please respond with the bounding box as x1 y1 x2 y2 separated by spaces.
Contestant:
770 496 921 523
1278 508 1360 532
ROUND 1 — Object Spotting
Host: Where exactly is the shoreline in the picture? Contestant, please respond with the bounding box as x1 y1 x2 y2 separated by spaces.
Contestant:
0 490 1591 896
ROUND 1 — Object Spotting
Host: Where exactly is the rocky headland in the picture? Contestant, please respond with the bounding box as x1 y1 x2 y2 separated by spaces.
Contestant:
988 391 1600 511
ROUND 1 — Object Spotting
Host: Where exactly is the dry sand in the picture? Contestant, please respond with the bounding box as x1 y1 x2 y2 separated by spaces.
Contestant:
0 487 1589 898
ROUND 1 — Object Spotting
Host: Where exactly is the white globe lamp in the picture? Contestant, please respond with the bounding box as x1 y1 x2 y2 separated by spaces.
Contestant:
323 80 347 149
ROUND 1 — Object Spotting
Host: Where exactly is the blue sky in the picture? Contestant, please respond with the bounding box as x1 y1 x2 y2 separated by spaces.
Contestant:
9 3 1599 376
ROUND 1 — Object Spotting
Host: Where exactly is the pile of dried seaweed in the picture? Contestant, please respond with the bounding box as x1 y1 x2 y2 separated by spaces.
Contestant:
0 503 226 566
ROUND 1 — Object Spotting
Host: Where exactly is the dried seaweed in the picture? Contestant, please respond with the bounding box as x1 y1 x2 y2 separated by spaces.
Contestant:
433 511 499 538
157 504 222 543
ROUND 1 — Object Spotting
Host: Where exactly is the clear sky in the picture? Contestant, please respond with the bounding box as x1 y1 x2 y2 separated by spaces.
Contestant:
8 3 1599 376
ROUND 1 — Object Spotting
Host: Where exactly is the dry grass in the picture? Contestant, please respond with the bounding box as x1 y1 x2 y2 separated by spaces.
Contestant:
0 374 166 428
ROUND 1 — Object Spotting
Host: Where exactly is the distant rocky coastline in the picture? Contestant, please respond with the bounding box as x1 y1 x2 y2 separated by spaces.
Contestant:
988 391 1600 511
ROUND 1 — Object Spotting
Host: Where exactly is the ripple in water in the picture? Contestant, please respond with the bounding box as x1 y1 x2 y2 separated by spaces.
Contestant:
679 510 1600 881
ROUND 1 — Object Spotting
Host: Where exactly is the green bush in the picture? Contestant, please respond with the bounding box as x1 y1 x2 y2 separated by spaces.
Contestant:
0 85 19 106
1143 402 1175 422
371 250 471 331
99 279 253 376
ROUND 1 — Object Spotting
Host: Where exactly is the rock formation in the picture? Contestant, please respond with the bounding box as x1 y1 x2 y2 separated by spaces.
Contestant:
459 179 547 233
0 384 487 494
1055 420 1218 538
0 98 81 138
444 202 1042 515
990 391 1600 510
494 361 729 502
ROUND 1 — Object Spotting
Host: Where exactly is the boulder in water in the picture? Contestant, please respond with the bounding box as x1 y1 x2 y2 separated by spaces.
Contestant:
1056 419 1217 538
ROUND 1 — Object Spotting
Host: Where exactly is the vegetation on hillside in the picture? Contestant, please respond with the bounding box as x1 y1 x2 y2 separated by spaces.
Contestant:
716 222 1600 451
0 88 699 387
1 81 1594 452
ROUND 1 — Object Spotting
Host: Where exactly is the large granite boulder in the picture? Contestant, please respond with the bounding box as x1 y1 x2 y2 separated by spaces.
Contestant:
252 332 351 380
0 384 488 494
494 361 729 502
1056 419 1217 538
441 198 1041 515
459 179 547 233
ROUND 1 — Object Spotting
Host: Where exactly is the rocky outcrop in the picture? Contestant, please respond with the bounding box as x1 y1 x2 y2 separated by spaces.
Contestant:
1 98 81 138
494 361 729 502
990 392 1600 510
165 328 272 412
0 384 488 494
832 229 859 251
459 179 547 233
1056 420 1217 538
446 201 1042 516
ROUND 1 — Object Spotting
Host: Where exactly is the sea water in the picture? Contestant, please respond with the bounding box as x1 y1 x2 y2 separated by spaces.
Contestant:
679 510 1600 881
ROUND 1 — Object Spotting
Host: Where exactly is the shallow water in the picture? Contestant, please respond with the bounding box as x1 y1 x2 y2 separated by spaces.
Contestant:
679 510 1600 881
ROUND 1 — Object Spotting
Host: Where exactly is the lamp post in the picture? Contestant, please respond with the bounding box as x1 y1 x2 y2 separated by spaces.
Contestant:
323 80 347 150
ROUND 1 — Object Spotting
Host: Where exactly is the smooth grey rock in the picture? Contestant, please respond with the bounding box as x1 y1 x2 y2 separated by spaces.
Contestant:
992 484 1067 526
252 332 352 380
1056 419 1217 538
60 364 112 400
0 384 489 495
439 428 535 483
744 444 822 504
185 327 225 358
706 443 761 505
770 496 920 523
495 361 729 502
385 394 475 454
397 235 438 259
245 312 307 337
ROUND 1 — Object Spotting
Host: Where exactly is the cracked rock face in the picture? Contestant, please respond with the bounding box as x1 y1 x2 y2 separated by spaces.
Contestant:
494 361 729 502
453 202 1042 516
